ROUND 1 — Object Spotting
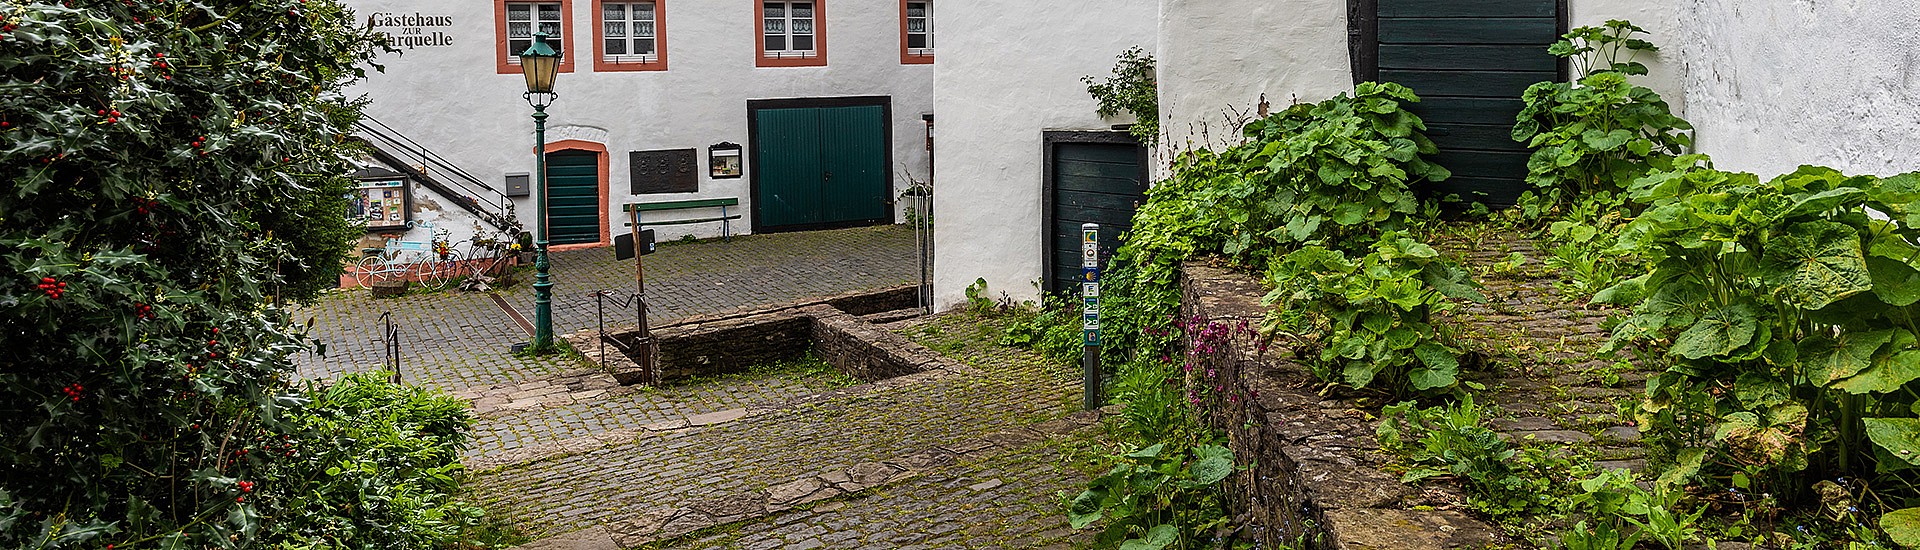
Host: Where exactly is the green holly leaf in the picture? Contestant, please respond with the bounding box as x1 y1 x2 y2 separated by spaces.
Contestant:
1759 220 1873 310
1670 304 1759 360
1862 418 1920 467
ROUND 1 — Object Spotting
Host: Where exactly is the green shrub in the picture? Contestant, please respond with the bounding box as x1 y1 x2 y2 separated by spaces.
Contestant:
260 372 507 548
1600 158 1920 542
1083 46 1159 145
999 293 1088 368
0 0 386 545
1264 232 1483 395
1512 20 1692 206
1376 396 1565 518
1066 442 1238 550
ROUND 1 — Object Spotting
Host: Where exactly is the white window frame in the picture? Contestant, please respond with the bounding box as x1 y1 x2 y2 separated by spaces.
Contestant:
905 1 931 57
601 1 658 63
762 1 818 59
507 1 566 65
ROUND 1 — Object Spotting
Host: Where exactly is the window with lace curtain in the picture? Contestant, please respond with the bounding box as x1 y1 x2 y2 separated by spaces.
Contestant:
506 2 564 63
902 0 931 62
758 1 824 66
597 0 666 70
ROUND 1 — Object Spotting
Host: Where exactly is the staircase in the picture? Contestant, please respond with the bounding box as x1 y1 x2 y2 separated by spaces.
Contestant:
354 115 521 233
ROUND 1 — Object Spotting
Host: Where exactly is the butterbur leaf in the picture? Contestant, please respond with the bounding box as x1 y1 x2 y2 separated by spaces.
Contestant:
1868 256 1920 306
1834 349 1920 394
1881 508 1920 547
1862 418 1920 467
1582 129 1634 151
1669 304 1759 360
1119 524 1179 550
1188 444 1235 485
1801 329 1898 386
1126 443 1165 460
1067 489 1104 528
1656 448 1705 487
1759 220 1873 310
1734 372 1790 409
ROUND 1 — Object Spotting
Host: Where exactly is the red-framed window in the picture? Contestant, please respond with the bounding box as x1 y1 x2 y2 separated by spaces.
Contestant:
494 0 577 74
756 1 826 67
900 0 931 64
594 0 668 71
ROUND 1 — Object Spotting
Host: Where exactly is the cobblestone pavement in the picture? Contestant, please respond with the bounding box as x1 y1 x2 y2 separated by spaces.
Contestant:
468 361 859 460
473 312 1087 542
292 225 916 391
647 435 1100 550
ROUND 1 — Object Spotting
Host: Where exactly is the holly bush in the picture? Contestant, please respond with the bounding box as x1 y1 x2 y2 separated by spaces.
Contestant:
0 0 388 546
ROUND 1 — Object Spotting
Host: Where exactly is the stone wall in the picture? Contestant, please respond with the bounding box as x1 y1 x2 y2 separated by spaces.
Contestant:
594 287 939 385
1180 263 1499 550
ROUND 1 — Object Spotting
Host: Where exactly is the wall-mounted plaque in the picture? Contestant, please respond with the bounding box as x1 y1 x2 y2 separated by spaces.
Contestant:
629 148 698 194
709 142 743 179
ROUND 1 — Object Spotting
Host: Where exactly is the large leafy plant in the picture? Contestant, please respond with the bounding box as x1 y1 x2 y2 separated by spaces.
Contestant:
1264 232 1483 394
1512 20 1692 204
1066 442 1238 550
1600 158 1920 538
1376 396 1562 518
1084 46 1160 145
0 0 384 546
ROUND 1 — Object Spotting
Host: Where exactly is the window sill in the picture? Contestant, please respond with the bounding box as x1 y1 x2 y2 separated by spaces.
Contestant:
596 58 668 72
757 53 825 68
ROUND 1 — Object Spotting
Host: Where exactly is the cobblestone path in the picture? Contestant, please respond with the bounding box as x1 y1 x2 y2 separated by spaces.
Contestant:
478 313 1095 548
293 225 916 391
648 435 1099 550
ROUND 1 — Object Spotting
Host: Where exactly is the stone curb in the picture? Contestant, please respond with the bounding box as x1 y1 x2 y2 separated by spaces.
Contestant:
510 408 1111 550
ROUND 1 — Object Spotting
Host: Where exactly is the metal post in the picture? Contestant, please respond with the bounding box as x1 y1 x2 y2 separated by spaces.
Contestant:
531 105 554 352
1081 223 1102 410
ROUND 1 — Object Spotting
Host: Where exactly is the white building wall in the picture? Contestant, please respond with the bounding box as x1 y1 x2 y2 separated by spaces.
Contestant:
929 0 1158 310
1670 1 1920 178
1156 0 1351 166
343 0 934 244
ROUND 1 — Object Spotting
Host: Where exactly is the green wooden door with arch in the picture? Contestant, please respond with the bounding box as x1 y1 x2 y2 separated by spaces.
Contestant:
545 150 602 245
750 98 893 232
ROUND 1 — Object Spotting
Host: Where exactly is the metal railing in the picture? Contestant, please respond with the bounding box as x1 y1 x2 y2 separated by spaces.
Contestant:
353 115 520 232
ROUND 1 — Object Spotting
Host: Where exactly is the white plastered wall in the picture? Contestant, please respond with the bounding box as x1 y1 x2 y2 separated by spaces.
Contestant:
929 0 1159 310
1669 0 1920 178
342 0 934 244
1155 0 1352 172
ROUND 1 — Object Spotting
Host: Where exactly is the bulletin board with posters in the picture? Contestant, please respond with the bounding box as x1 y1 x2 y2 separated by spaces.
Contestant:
351 179 411 231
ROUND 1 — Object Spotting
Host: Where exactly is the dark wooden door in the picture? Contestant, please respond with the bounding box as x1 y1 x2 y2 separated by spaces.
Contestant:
1353 0 1563 206
1046 136 1147 294
750 99 893 232
545 150 602 245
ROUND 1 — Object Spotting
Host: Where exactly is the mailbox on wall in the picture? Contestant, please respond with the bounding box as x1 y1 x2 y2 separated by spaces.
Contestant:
504 172 531 198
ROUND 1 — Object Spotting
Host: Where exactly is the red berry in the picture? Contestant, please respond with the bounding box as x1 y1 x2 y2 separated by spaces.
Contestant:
235 496 244 503
41 277 52 283
96 109 106 115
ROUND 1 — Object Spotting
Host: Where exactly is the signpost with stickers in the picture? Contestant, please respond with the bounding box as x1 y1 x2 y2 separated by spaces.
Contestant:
1081 223 1101 410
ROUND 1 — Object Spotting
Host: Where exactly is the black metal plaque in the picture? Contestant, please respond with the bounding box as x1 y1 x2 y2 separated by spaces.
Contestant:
629 149 698 194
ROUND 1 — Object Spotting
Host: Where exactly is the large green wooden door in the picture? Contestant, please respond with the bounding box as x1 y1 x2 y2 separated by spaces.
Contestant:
1047 138 1146 294
545 150 602 245
752 102 891 231
1359 0 1560 206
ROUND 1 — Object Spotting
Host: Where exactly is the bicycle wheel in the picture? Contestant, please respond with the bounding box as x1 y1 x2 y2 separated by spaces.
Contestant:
420 251 460 291
355 255 384 289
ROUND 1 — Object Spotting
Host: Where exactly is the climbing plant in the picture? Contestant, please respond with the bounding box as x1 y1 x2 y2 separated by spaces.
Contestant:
1084 46 1160 145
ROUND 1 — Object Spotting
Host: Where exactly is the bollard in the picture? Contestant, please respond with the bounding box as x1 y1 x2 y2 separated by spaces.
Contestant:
1082 223 1102 410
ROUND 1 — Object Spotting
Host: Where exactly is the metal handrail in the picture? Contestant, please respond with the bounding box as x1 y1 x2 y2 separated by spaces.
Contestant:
353 115 520 232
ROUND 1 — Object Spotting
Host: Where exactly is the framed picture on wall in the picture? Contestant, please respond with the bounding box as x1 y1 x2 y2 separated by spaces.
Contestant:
709 142 743 179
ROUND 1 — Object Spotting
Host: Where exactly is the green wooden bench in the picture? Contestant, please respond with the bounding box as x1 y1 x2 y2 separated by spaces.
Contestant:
622 197 742 241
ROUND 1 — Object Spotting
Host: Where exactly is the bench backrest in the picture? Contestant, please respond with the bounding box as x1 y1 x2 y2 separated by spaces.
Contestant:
623 197 739 212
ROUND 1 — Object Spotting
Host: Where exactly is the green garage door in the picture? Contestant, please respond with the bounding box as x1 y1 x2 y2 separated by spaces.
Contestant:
1047 139 1147 294
1363 0 1560 206
752 103 891 231
545 150 602 245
